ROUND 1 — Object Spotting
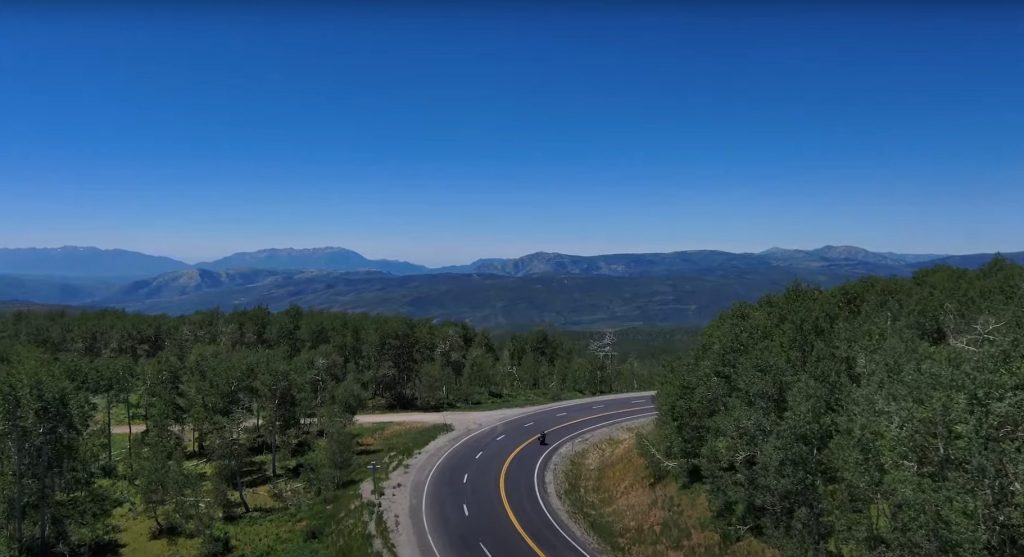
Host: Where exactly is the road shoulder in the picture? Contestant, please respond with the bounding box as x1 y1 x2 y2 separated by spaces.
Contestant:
543 416 655 556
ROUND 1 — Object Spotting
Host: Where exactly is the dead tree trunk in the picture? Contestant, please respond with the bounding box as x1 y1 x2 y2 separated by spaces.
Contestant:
125 392 134 473
106 393 113 471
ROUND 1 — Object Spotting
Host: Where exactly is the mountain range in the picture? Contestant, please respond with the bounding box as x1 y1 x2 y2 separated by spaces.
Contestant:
1 245 1021 328
195 247 430 275
0 246 189 278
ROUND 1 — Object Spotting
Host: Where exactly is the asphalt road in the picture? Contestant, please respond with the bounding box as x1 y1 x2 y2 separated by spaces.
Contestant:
417 394 658 557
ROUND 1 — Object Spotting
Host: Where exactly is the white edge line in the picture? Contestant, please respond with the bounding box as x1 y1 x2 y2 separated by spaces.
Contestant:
479 542 493 557
533 408 659 557
421 394 654 557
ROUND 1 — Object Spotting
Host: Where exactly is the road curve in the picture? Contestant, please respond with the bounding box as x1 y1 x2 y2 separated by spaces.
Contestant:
416 394 657 556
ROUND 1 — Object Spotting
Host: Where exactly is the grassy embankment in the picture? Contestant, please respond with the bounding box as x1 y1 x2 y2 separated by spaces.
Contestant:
106 421 450 557
560 424 777 557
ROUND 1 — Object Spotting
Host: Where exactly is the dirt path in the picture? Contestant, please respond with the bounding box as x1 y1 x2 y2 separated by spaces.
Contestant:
107 401 656 434
109 414 447 434
108 408 527 434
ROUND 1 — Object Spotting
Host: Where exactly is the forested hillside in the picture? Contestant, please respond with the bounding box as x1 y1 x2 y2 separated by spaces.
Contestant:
0 307 658 555
656 258 1024 556
0 247 188 278
96 267 857 328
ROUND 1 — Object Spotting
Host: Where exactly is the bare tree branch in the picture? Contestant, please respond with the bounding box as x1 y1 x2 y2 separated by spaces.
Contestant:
637 434 679 468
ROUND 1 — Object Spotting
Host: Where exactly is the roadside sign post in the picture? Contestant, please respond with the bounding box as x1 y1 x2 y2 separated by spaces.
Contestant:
368 460 381 500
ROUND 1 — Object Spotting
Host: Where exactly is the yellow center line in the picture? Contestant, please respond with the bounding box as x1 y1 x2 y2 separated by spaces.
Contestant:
499 405 657 556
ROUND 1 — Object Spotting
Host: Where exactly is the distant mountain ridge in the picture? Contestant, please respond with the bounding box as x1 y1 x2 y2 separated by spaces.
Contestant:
760 245 947 266
0 246 189 278
3 244 1023 328
451 245 950 277
0 244 959 279
197 247 429 275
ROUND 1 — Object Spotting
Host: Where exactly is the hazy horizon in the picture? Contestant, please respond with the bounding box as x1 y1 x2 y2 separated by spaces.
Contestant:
0 241 990 268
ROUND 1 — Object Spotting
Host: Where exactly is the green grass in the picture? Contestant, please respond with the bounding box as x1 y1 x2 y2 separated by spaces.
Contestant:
353 422 452 472
230 421 451 557
100 432 136 477
113 505 201 557
111 421 450 557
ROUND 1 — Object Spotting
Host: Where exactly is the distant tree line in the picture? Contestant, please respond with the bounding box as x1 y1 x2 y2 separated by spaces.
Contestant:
655 258 1024 556
0 306 665 555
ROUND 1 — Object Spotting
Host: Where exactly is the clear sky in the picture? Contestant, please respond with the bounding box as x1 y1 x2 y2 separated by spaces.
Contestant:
2 3 1022 265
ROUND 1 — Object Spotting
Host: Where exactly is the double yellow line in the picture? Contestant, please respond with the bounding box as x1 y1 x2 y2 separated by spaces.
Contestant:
498 406 656 557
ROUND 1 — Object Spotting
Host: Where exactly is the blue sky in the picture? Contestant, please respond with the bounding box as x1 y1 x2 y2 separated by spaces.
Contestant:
2 4 1022 265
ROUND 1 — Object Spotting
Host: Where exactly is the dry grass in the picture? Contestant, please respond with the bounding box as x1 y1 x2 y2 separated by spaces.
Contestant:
561 427 777 557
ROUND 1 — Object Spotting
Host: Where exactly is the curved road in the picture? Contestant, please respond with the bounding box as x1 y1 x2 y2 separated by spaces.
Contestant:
416 394 657 556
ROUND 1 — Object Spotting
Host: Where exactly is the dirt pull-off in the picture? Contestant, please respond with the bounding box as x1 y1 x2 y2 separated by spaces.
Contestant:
108 408 516 434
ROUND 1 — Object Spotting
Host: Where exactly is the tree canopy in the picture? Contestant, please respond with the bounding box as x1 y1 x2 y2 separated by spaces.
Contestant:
0 305 664 554
656 258 1024 556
